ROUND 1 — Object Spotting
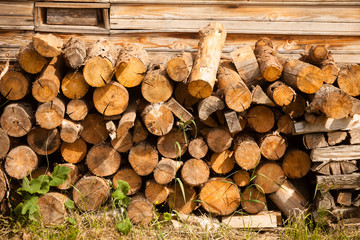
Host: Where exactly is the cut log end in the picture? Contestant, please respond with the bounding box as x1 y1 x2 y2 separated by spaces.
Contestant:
254 162 286 194
260 134 287 161
86 143 121 177
60 138 87 164
113 168 142 195
233 170 250 187
128 142 158 176
37 192 68 226
188 80 213 99
247 106 275 133
83 56 113 87
5 145 38 179
116 58 147 88
241 187 266 214
210 150 235 175
282 150 311 179
167 182 197 215
181 158 210 187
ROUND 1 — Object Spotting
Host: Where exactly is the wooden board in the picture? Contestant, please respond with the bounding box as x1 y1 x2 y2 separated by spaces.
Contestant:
222 211 282 228
311 145 360 162
316 173 360 190
0 2 34 30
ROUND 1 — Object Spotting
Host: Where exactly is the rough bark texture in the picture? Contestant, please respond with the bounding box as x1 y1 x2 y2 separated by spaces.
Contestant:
63 37 87 69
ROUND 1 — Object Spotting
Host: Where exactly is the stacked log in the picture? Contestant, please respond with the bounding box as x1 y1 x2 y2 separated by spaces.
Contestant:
0 25 358 227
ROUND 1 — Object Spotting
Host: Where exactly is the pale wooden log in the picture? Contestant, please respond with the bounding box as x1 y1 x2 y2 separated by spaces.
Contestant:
316 173 360 190
251 85 275 107
35 98 65 129
116 101 137 136
224 110 243 134
222 211 282 229
259 133 287 161
66 99 90 121
5 145 38 179
210 150 235 175
73 175 110 211
277 114 294 135
247 106 274 133
311 145 360 162
80 113 108 144
303 133 328 149
63 37 87 69
266 81 296 107
166 51 193 82
282 94 306 119
188 137 208 159
188 22 226 99
115 43 148 88
61 71 89 100
128 194 155 226
230 46 263 88
37 192 68 226
299 45 328 66
268 179 308 218
17 42 48 74
233 134 261 170
254 37 283 82
93 81 129 116
241 187 266 214
174 82 199 108
282 150 311 179
327 131 347 146
199 178 240 216
167 182 197 215
321 52 339 85
60 138 87 164
337 64 360 97
181 158 210 187
282 59 324 94
232 170 250 187
141 55 173 103
206 127 232 153
141 103 174 136
0 69 29 100
307 84 353 119
33 33 63 58
83 39 118 87
337 191 352 206
1 103 33 137
197 96 225 121
157 128 187 159
57 163 80 190
132 119 148 143
60 119 82 143
27 127 61 155
113 167 142 196
165 97 194 123
316 191 335 210
86 143 121 177
153 158 183 185
0 128 10 159
254 162 286 194
106 121 116 140
145 180 170 205
111 131 133 153
128 141 158 176
217 60 252 112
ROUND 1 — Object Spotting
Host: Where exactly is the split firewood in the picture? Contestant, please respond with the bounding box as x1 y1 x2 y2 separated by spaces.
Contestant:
340 161 358 174
165 97 194 123
141 103 174 136
132 119 148 143
337 191 352 206
63 37 87 69
27 127 61 155
241 187 266 214
61 71 89 100
0 128 10 159
166 51 193 82
113 167 142 195
17 42 48 74
320 52 339 84
205 127 232 153
233 134 261 170
0 67 29 100
299 45 328 66
60 138 87 164
282 94 306 118
303 133 328 149
153 158 183 185
198 96 225 121
5 145 38 179
181 158 210 187
116 101 137 136
157 128 187 159
128 194 155 226
66 99 90 121
251 85 275 106
145 180 170 205
266 81 296 106
210 150 235 175
86 143 121 177
37 192 69 226
247 105 275 133
80 113 108 144
115 43 148 88
32 33 63 58
128 141 158 176
259 133 287 161
35 98 65 129
188 22 226 99
60 119 82 143
232 170 250 187
110 131 133 153
1 103 33 137
174 82 199 108
327 131 347 146
254 162 286 194
167 182 197 215
57 163 80 190
337 64 360 97
316 191 335 210
188 137 208 159
282 150 311 179
106 121 117 140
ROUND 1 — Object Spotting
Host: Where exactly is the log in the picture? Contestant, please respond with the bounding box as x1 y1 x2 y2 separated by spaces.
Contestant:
73 175 110 211
308 84 353 119
57 163 80 190
266 81 295 107
316 191 335 210
199 178 240 216
282 94 306 119
32 33 63 58
282 149 311 179
247 106 274 133
0 168 7 203
110 131 133 153
241 187 266 214
166 51 193 82
311 145 360 162
254 162 286 194
116 101 137 137
331 207 360 219
299 45 328 66
80 113 108 144
63 37 87 69
1 103 33 137
174 82 199 108
60 119 82 143
282 59 324 94
27 127 61 155
0 128 10 159
5 145 38 179
35 98 65 129
181 158 210 187
337 191 352 206
210 150 235 175
224 110 243 134
128 194 155 225
157 128 187 159
251 85 275 107
337 64 360 97
167 182 197 215
349 129 360 145
132 119 148 143
60 138 87 164
329 162 341 175
188 22 226 99
222 211 282 229
232 170 250 187
197 96 225 121
233 134 261 170
217 60 252 112
259 133 287 161
86 143 121 177
205 127 232 153
61 71 89 100
321 52 339 85
115 43 148 88
268 179 308 218
128 141 158 176
188 137 208 159
316 173 360 190
230 46 262 87
254 37 283 82
327 131 347 146
83 39 118 87
0 69 29 100
153 158 183 185
141 103 174 136
66 99 90 121
340 161 359 174
145 180 170 205
277 114 294 135
113 167 142 196
141 56 173 103
303 133 328 149
164 97 194 123
37 192 68 226
311 162 331 175
17 42 48 74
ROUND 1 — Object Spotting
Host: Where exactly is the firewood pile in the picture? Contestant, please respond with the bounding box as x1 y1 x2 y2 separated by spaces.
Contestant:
0 22 359 226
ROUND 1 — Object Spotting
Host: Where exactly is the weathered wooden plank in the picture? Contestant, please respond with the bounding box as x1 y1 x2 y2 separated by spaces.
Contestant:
0 2 33 16
35 25 109 34
41 0 109 2
311 145 360 162
316 173 360 190
222 211 282 229
47 8 98 26
35 2 110 8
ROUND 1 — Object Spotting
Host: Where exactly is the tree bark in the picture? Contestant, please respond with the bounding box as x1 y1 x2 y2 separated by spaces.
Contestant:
116 101 137 137
247 105 274 133
63 37 87 69
80 113 108 144
35 98 65 129
27 127 61 155
165 97 194 123
197 96 225 121
141 103 174 136
5 145 38 179
166 51 193 82
321 52 339 85
1 103 33 137
299 45 328 66
86 143 121 177
61 71 89 100
233 134 261 170
0 128 10 159
113 167 142 196
210 150 235 175
128 141 158 176
254 162 286 194
60 138 87 164
17 42 48 74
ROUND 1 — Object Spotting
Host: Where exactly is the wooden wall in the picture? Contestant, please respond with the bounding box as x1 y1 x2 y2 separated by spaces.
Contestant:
0 0 360 63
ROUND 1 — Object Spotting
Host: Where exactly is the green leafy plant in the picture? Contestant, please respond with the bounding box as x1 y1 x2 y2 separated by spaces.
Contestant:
112 180 132 235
